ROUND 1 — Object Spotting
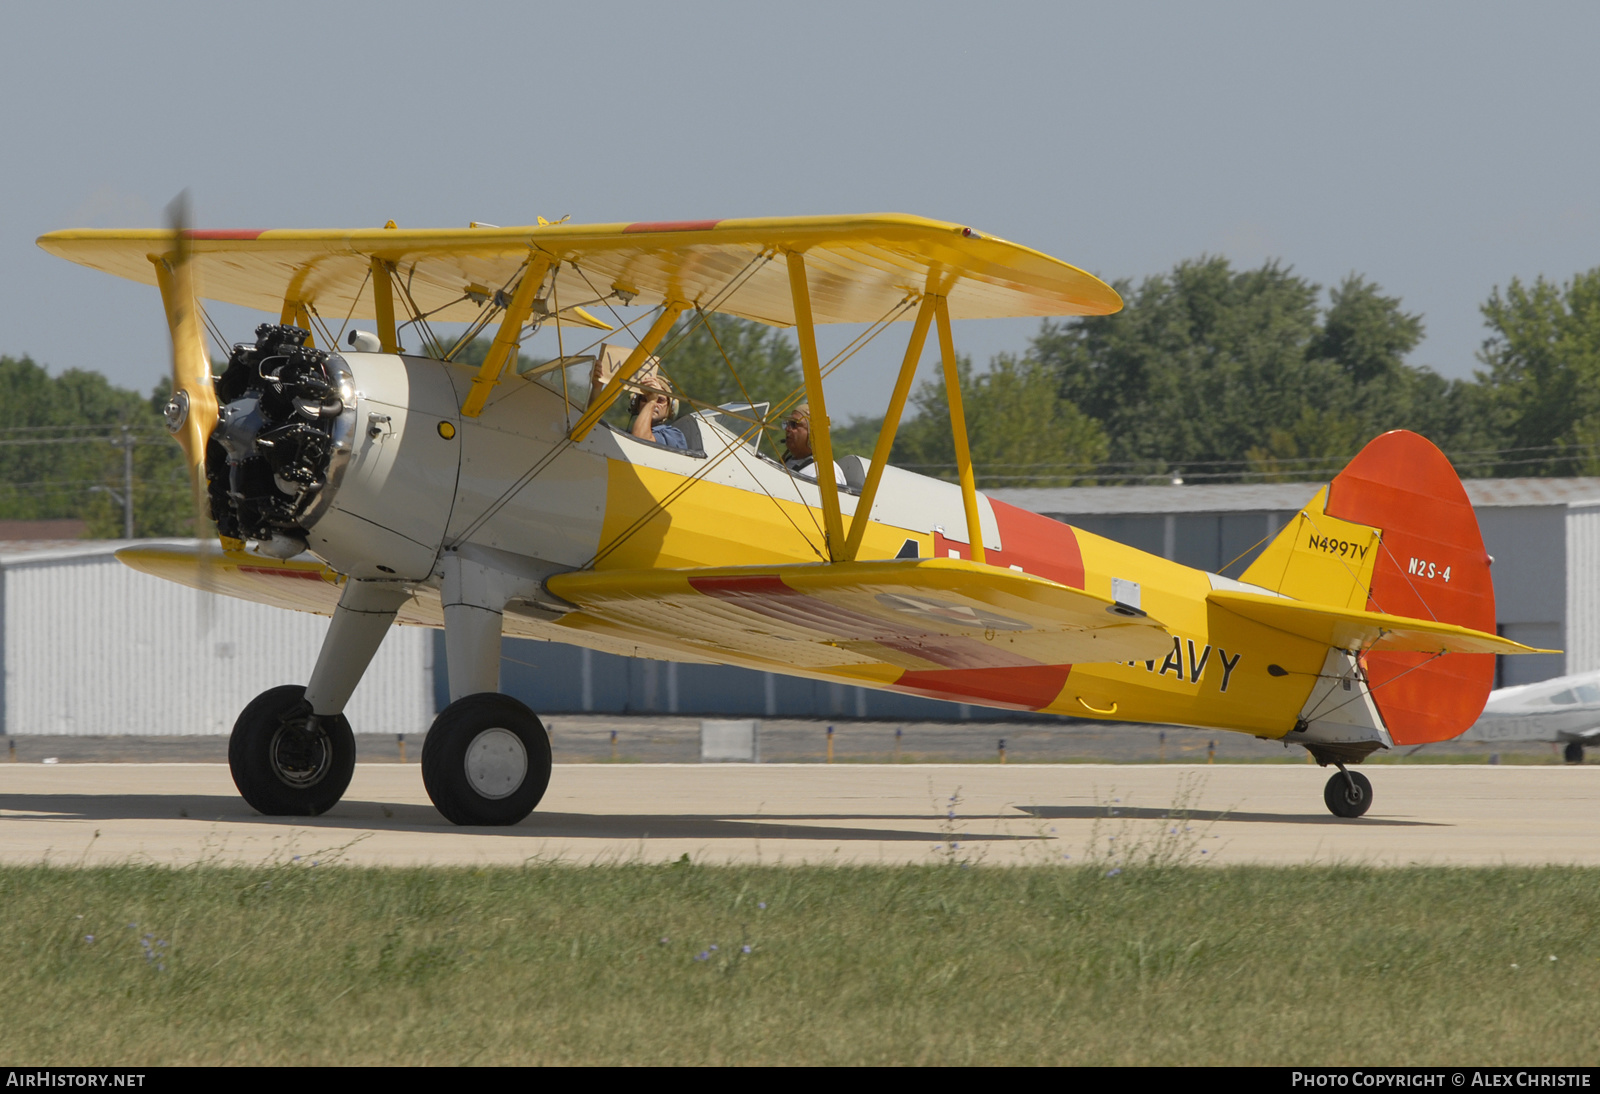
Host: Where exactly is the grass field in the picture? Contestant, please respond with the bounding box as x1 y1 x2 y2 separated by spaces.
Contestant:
4 856 1598 1066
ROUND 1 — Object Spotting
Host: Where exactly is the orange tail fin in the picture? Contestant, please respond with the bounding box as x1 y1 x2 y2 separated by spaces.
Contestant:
1322 431 1495 744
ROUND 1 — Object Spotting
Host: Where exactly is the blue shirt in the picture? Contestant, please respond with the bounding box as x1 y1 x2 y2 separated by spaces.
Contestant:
652 424 688 451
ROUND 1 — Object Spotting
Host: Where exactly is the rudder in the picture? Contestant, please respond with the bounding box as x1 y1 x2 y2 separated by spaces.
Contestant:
1243 430 1495 744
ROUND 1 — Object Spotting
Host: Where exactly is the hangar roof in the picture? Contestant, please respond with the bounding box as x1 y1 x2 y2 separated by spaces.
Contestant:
0 539 193 567
991 478 1600 516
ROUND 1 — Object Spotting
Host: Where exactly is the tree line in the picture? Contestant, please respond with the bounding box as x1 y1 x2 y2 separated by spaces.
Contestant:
670 257 1600 486
0 357 188 536
4 254 1598 536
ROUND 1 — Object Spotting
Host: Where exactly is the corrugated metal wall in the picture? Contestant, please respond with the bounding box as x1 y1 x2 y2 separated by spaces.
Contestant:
1 549 432 736
8 481 1592 735
1566 502 1600 675
1479 506 1567 686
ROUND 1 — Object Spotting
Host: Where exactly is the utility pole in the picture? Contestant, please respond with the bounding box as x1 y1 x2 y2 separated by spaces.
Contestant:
120 424 133 539
93 427 135 538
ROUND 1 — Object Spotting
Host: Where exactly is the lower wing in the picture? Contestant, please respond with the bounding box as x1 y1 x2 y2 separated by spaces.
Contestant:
547 558 1175 673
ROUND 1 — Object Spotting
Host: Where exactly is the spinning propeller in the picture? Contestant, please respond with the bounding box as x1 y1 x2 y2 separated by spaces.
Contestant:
156 193 219 498
154 193 222 613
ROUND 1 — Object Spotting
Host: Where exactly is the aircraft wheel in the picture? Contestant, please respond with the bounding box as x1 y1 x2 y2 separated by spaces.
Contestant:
1323 769 1373 819
229 685 355 816
1564 741 1585 765
421 693 551 826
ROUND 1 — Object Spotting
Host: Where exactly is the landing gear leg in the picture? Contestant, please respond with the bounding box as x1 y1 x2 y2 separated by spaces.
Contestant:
1564 741 1585 765
420 552 552 825
228 580 409 816
1323 764 1373 819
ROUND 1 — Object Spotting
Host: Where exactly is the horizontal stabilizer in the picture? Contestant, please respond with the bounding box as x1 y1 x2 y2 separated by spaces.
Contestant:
548 558 1174 673
1208 589 1557 657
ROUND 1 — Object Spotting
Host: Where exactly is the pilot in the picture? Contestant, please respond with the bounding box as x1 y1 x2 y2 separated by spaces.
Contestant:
782 403 847 485
587 357 688 451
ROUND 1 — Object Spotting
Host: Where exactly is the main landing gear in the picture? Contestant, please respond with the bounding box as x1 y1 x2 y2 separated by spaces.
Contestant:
228 556 562 826
227 686 553 826
1564 741 1585 765
228 685 355 816
1323 765 1374 819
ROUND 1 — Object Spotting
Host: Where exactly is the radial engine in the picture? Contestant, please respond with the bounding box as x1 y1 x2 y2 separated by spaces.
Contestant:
205 324 356 557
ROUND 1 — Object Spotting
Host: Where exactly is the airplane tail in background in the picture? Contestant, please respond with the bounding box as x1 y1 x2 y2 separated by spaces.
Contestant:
1241 431 1497 745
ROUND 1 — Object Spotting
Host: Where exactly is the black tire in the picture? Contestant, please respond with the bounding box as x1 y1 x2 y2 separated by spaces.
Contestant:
1565 741 1585 765
1323 769 1373 819
228 684 355 816
421 693 551 826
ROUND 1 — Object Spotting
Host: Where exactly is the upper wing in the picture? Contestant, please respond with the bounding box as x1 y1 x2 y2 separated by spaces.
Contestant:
1209 589 1557 656
37 213 1122 328
547 558 1174 672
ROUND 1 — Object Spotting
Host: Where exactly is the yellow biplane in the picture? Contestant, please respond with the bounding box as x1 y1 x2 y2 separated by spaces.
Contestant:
38 212 1549 823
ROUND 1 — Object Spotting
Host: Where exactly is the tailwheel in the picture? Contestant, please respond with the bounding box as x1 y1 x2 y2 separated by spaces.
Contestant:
1323 767 1373 819
229 684 355 816
421 693 552 826
1564 741 1585 765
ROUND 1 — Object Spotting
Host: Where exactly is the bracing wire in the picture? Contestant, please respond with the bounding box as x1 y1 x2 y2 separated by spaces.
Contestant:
334 267 372 348
195 302 231 362
305 304 340 352
1299 648 1447 726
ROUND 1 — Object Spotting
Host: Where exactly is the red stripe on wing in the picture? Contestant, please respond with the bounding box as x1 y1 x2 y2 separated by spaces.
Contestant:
239 565 326 581
622 220 721 234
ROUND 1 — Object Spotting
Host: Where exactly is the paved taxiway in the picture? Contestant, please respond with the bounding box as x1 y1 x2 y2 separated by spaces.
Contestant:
1 763 1595 867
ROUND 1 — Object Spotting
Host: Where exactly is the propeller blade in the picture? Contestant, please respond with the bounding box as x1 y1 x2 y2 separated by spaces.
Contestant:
156 192 218 485
152 193 221 627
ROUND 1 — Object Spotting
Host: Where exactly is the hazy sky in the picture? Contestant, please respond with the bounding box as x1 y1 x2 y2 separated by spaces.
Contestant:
4 1 1597 416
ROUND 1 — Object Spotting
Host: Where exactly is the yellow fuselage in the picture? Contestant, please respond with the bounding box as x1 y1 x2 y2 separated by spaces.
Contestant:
585 455 1323 740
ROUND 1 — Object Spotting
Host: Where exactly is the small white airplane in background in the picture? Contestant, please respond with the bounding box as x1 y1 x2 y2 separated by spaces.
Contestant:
1458 671 1600 763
